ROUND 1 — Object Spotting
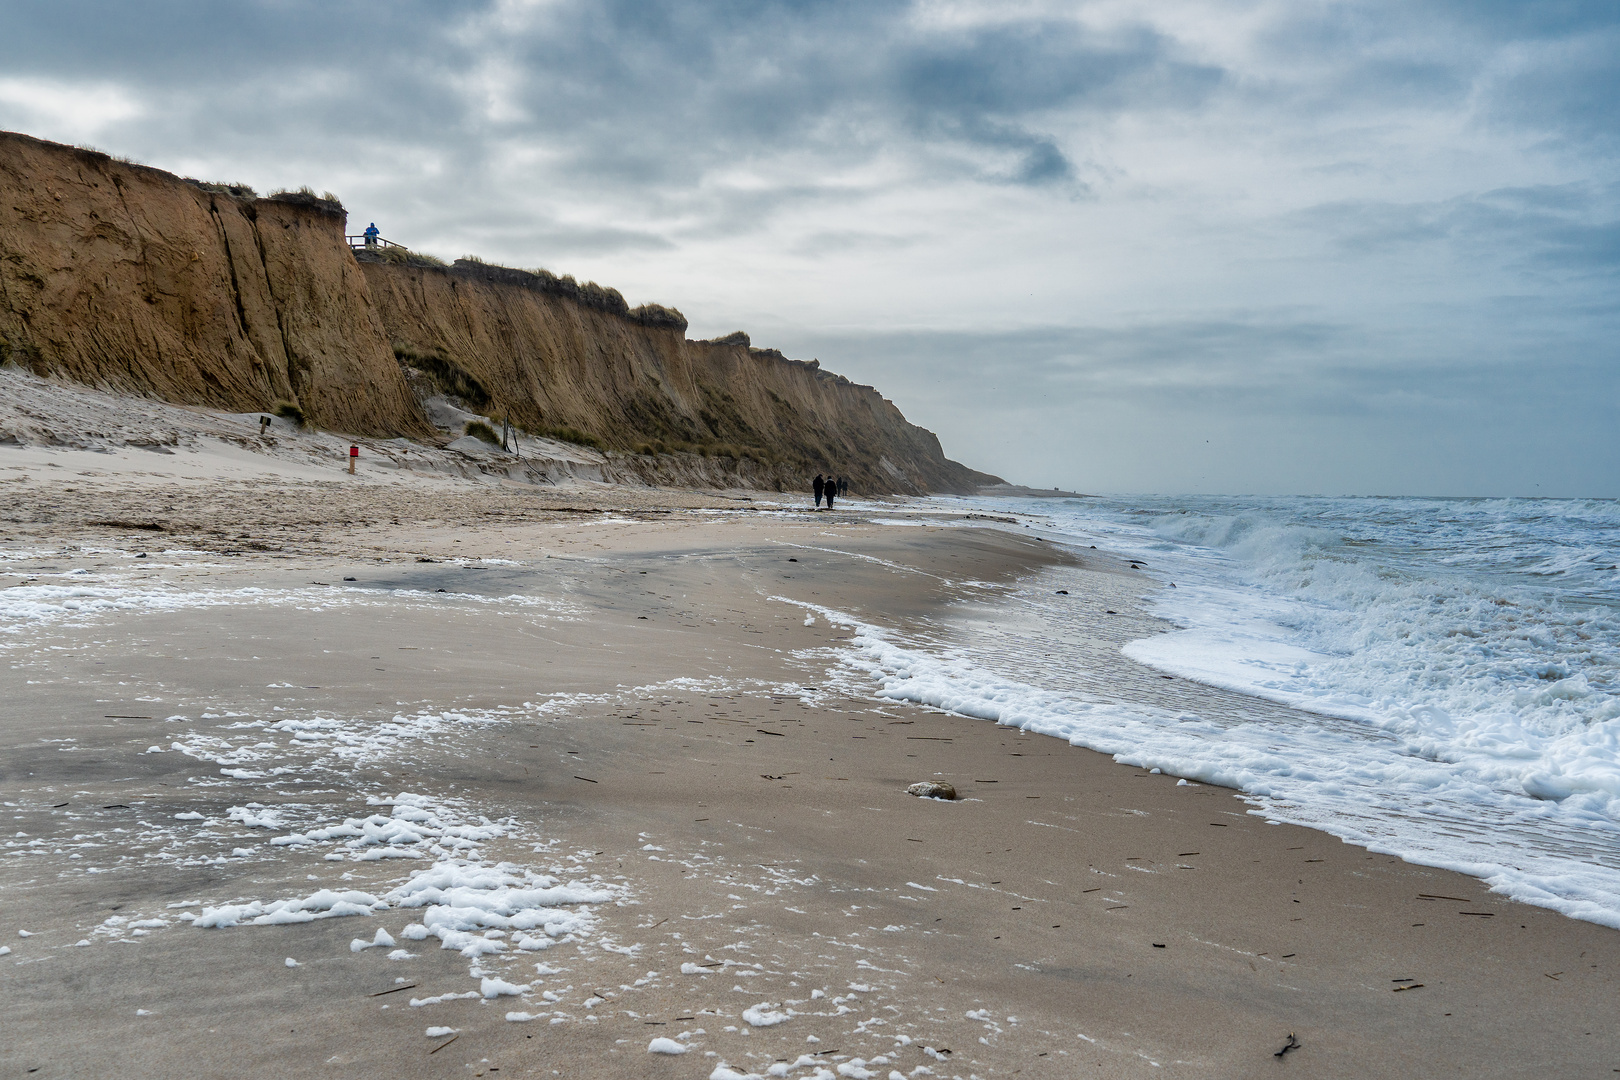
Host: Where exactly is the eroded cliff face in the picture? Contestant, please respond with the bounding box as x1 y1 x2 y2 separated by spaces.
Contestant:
363 259 993 494
0 132 427 437
0 130 996 493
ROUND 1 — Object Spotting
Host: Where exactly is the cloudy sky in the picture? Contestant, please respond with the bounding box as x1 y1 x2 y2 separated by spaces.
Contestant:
2 1 1616 496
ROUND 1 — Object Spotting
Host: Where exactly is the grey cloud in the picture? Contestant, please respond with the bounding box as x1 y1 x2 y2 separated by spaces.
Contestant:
1482 30 1620 147
0 1 480 88
5 2 1612 205
1426 0 1620 40
780 313 1619 495
1290 183 1620 281
4 1 1220 204
1242 1 1620 151
473 4 1219 195
890 20 1221 183
785 299 1618 418
787 229 922 258
452 222 677 260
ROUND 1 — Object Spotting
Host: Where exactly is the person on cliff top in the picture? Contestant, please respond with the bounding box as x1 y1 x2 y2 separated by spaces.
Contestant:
363 223 379 247
813 474 825 507
824 477 836 509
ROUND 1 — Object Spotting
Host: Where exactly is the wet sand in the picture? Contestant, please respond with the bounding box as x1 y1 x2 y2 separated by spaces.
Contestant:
2 459 1617 1079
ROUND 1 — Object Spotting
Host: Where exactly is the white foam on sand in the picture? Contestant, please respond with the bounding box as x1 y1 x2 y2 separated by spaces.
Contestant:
0 537 578 655
1 538 985 1053
351 927 397 952
187 789 619 1004
742 1002 791 1027
395 862 611 953
191 888 382 928
648 1036 689 1054
774 594 1620 930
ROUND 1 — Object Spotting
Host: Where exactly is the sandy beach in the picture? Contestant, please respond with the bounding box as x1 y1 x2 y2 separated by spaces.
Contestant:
3 437 1618 1079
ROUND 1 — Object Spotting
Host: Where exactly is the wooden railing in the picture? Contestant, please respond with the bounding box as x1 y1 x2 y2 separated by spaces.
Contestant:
346 234 403 250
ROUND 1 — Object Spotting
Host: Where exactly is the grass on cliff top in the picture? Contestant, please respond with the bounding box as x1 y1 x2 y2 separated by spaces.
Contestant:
451 256 686 331
189 179 258 198
375 246 448 268
268 184 343 207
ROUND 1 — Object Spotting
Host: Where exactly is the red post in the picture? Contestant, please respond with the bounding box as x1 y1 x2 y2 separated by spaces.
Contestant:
348 445 358 474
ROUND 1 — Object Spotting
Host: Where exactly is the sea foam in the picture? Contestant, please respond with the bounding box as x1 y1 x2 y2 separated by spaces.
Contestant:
837 494 1620 927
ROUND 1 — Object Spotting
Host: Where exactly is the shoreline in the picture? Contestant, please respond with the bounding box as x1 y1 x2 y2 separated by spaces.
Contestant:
3 453 1617 1077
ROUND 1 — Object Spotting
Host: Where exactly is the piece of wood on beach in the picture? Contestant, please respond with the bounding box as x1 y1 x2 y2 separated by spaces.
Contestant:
1418 893 1470 902
427 1034 460 1054
369 983 418 997
1391 983 1425 992
573 775 598 783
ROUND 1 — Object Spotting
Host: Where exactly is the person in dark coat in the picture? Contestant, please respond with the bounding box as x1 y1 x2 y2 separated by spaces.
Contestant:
824 476 836 509
838 476 848 497
813 474 825 507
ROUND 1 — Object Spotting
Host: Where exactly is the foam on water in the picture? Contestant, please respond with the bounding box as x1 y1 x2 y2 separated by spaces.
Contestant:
845 495 1620 927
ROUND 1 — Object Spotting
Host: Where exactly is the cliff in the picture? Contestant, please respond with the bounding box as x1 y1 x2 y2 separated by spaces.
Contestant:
0 130 996 493
0 132 427 437
363 257 991 493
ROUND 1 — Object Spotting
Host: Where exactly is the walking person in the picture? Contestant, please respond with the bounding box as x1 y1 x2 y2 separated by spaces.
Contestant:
824 476 836 509
838 476 848 498
813 474 825 507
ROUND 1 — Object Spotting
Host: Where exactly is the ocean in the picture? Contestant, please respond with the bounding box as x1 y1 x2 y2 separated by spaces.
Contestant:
843 495 1620 928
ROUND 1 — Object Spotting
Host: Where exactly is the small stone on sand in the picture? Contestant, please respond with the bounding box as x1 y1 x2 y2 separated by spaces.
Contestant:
907 781 956 800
